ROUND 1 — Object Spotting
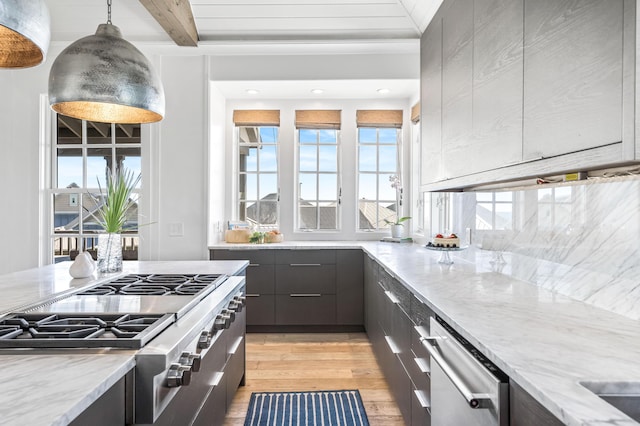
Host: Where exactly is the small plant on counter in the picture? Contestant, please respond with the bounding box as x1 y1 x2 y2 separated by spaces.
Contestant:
384 216 412 226
249 231 265 244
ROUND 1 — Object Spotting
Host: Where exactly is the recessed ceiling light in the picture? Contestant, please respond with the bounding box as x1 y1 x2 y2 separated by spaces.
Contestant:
311 89 324 94
377 88 391 94
246 89 259 95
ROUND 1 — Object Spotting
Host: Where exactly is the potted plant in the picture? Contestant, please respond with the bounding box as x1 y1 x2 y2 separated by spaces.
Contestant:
384 216 411 238
385 174 411 238
89 167 140 273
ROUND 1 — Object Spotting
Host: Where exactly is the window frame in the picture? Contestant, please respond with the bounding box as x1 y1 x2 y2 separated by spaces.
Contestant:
50 117 141 263
294 128 342 232
356 127 402 232
235 125 280 229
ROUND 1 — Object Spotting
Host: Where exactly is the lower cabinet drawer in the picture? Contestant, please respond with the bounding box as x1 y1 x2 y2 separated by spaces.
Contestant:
275 294 336 325
246 294 275 325
226 334 245 408
275 264 336 294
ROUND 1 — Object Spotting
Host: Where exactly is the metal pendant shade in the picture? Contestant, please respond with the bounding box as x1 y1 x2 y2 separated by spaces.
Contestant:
0 0 50 68
48 23 165 124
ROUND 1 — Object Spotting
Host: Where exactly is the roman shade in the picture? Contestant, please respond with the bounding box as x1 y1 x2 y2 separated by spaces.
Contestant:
411 103 420 124
295 110 341 129
233 110 280 127
356 110 403 128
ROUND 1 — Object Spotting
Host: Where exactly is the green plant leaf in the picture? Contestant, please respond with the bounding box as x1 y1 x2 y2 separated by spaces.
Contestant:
88 168 141 234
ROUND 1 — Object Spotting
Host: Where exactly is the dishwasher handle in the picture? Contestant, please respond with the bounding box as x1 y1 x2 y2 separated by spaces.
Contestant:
421 337 492 409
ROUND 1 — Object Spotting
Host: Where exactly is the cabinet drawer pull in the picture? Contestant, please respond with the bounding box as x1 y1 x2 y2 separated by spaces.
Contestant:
384 290 400 305
246 293 260 297
229 336 244 355
211 371 224 387
414 325 429 339
290 263 322 267
289 293 322 297
414 389 430 409
249 263 260 267
384 335 400 354
414 357 430 374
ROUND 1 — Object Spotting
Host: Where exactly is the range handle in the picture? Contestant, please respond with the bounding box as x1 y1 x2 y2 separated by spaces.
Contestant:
421 336 492 409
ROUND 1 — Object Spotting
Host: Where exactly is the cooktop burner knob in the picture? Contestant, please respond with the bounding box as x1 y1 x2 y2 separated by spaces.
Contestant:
167 363 192 387
198 330 212 349
234 295 246 306
228 301 242 312
222 308 236 322
213 313 231 330
180 352 202 373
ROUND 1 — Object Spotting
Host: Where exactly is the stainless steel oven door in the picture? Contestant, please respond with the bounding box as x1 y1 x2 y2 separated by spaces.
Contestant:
423 317 508 426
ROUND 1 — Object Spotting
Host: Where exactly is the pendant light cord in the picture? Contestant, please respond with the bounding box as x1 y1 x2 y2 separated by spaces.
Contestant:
106 0 112 24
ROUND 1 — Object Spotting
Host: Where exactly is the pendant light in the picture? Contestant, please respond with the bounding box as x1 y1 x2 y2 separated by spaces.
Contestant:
48 0 165 124
0 0 50 68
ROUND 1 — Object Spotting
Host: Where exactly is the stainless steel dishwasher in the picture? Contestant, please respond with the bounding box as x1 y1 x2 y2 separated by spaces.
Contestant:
421 316 509 426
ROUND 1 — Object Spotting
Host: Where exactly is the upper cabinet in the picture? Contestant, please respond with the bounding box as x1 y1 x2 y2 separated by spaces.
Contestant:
420 0 635 191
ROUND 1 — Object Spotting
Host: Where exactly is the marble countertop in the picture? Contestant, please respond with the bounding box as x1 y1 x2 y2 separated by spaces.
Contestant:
0 260 248 426
213 240 640 425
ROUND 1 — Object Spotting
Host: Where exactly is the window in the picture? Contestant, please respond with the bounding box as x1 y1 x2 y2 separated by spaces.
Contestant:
234 110 280 228
236 126 279 228
356 109 403 231
295 109 341 231
52 115 141 262
297 128 340 230
357 127 401 230
476 192 514 230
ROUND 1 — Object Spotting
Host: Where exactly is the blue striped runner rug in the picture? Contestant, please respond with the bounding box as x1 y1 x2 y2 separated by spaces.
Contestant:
243 390 370 426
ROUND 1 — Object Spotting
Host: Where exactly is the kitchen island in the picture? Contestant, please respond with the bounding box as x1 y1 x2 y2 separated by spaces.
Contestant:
0 260 248 426
210 241 640 425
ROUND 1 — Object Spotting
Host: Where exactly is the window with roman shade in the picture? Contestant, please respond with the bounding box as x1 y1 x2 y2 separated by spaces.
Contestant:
295 110 341 231
234 110 280 228
356 109 403 231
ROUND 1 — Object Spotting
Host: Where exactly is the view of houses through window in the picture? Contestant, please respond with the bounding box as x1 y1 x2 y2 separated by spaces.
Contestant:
358 127 400 230
297 128 340 230
52 115 141 263
237 126 279 228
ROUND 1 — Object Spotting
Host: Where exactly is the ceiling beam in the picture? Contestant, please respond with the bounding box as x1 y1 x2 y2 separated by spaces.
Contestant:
90 122 111 138
138 0 199 47
58 116 82 138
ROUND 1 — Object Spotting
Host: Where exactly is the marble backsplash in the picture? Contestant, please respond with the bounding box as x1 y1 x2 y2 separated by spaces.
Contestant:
438 175 640 320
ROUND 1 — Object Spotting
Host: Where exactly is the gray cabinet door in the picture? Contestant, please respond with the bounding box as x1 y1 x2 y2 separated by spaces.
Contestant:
336 250 364 325
275 294 336 325
420 13 443 185
275 264 336 294
510 381 563 426
441 0 473 179
471 0 523 172
523 0 624 159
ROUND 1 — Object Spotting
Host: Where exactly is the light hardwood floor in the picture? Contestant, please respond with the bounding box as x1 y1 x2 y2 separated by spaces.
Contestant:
223 332 404 425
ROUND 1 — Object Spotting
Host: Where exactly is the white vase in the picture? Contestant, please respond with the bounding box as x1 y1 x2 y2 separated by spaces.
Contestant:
97 233 123 273
69 251 96 278
391 224 403 238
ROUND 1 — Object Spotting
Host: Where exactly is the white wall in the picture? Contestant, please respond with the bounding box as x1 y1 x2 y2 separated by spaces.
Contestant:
143 55 210 261
220 98 414 241
0 56 53 275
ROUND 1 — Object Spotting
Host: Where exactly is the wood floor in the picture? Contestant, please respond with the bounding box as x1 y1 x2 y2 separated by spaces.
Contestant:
223 332 404 425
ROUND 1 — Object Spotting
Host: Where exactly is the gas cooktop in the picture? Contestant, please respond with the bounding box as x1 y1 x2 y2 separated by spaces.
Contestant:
0 312 174 349
0 274 230 349
77 273 227 296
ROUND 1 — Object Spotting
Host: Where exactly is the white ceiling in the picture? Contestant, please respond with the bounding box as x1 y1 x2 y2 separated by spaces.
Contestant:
45 0 439 99
45 0 442 43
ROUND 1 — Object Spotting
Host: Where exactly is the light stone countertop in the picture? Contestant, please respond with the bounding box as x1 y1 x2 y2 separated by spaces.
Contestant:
0 260 248 426
211 240 640 425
